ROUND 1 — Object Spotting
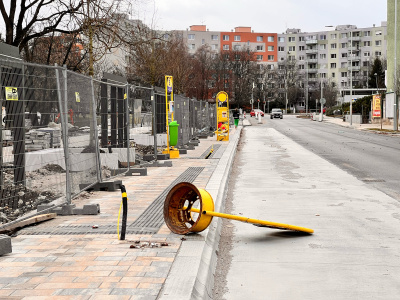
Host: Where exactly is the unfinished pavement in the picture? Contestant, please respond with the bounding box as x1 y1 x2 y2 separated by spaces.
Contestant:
0 127 241 300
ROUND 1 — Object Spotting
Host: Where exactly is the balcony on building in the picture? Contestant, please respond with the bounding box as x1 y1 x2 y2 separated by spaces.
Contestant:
307 58 318 63
306 68 318 73
308 78 319 83
347 55 361 61
348 65 361 71
350 36 361 42
305 39 318 45
305 49 318 54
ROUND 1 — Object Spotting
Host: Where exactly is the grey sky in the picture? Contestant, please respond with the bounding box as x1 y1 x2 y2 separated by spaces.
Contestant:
136 0 388 33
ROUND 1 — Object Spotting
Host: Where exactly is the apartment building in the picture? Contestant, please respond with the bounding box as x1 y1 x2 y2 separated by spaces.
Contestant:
277 22 387 91
181 25 278 65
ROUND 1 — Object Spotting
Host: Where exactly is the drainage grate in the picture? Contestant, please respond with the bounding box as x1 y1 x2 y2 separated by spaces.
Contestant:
199 144 221 159
18 167 204 236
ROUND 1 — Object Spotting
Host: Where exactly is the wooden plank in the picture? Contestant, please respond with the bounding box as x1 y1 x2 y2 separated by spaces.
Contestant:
0 213 56 233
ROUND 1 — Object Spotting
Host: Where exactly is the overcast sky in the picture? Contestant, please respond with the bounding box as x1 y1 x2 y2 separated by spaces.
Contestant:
135 0 388 33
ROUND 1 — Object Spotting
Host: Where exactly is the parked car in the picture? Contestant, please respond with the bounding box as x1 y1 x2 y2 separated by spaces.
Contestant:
250 109 265 117
270 108 283 119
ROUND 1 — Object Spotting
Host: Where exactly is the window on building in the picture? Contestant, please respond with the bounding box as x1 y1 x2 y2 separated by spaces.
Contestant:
341 33 348 38
257 55 263 61
268 45 274 51
223 35 229 41
288 36 295 42
299 46 305 51
223 45 229 50
319 53 326 59
201 39 205 45
375 40 382 46
320 35 326 40
375 51 382 56
188 34 195 40
278 46 285 52
278 37 285 42
234 45 240 50
331 33 337 39
331 43 337 49
299 64 305 69
332 72 336 78
268 36 274 42
364 51 370 57
364 31 371 36
234 35 241 41
330 63 336 68
267 64 274 70
375 30 382 35
299 36 305 42
363 61 369 67
289 46 295 51
189 44 195 49
331 54 336 58
341 62 347 68
341 43 347 48
299 55 304 61
211 44 217 50
341 72 347 77
257 45 264 51
268 55 274 61
341 52 348 58
320 44 326 50
364 41 371 46
321 73 327 78
256 36 263 42
211 35 218 40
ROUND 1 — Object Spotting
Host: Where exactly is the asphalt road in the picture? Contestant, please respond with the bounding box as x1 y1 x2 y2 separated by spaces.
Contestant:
268 115 400 201
213 116 400 300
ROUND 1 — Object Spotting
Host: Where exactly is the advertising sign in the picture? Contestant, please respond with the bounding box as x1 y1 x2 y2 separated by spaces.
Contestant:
372 94 381 118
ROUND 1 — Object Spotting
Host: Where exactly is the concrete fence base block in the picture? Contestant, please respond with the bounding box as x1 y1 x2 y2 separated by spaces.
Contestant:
143 154 155 162
189 140 199 146
198 135 208 139
73 204 100 215
186 144 195 150
179 149 187 154
0 235 12 256
157 154 170 160
126 168 147 176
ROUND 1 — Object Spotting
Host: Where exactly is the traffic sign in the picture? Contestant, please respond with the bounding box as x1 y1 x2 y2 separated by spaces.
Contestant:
320 98 326 105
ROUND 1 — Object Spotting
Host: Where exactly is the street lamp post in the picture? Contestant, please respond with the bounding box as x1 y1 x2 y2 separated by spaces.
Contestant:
349 30 353 126
251 82 254 110
394 0 398 130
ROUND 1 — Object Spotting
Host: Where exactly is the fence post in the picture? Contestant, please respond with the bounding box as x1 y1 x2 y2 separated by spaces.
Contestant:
55 64 71 205
152 86 157 161
90 76 102 183
125 84 131 170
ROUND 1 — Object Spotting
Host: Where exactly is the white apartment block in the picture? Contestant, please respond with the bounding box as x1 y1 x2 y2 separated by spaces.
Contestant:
278 22 387 91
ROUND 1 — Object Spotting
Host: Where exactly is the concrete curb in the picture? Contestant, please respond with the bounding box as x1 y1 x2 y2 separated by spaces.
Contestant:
159 127 242 300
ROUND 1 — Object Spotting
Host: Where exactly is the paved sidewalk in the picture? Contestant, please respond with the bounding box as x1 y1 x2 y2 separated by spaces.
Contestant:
0 128 241 300
322 115 399 132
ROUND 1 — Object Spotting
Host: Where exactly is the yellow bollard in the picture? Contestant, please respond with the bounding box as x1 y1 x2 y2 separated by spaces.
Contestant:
164 182 314 235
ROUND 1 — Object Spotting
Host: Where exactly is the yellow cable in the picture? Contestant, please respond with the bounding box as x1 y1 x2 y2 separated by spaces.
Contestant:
117 200 122 239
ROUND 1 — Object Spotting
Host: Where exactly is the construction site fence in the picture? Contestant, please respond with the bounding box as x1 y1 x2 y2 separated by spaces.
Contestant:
0 58 221 226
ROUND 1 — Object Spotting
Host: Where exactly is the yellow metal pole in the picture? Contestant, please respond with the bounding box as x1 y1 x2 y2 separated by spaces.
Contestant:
187 207 314 234
165 76 170 154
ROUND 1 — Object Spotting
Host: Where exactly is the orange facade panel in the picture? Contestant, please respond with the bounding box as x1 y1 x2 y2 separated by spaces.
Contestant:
220 32 278 63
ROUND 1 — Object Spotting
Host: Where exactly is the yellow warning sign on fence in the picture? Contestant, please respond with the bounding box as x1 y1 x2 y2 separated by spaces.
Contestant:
5 87 18 101
75 92 81 103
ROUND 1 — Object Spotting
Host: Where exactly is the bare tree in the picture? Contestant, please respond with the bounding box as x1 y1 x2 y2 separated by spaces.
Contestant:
276 57 302 109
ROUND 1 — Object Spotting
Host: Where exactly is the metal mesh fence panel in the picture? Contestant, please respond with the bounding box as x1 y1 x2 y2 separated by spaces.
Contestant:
175 95 190 147
65 70 99 196
0 59 67 223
